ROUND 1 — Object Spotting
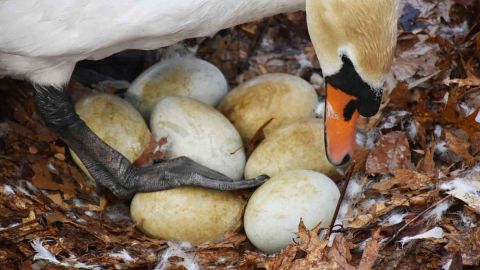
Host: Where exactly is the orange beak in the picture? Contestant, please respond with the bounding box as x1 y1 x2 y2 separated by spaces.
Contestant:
325 84 359 166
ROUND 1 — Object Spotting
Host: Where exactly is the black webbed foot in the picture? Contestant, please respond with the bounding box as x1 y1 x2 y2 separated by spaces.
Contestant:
33 85 268 199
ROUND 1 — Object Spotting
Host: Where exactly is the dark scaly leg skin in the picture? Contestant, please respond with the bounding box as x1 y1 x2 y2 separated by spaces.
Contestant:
33 85 268 199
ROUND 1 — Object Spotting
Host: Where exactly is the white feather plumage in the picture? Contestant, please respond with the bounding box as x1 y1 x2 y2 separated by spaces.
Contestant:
0 0 304 85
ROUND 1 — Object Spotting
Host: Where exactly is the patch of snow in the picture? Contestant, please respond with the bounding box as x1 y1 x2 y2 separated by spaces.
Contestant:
155 242 199 270
476 110 480 123
398 227 444 247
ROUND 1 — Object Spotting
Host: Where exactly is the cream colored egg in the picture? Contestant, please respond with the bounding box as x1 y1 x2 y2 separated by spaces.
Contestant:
150 96 245 180
244 170 340 253
70 93 150 177
217 73 318 143
130 187 244 244
244 118 337 179
126 56 228 118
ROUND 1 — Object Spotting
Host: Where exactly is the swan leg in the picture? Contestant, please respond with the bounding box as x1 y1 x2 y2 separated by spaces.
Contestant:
33 85 267 199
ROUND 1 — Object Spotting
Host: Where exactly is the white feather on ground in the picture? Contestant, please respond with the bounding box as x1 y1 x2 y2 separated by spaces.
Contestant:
154 242 199 270
398 227 444 247
31 238 100 269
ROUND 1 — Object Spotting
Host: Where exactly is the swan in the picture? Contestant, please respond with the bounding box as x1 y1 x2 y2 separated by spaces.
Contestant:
0 0 398 198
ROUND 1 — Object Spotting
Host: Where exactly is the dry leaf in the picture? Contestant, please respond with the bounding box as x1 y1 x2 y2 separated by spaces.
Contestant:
445 129 475 164
372 169 433 192
358 229 382 270
133 134 166 167
366 131 414 175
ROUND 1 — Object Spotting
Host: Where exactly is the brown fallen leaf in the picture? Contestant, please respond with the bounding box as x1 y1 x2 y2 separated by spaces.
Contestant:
457 109 480 152
444 227 480 266
31 161 61 191
372 169 433 192
366 131 414 175
444 129 476 164
416 141 437 178
133 133 167 167
358 229 382 270
388 82 412 109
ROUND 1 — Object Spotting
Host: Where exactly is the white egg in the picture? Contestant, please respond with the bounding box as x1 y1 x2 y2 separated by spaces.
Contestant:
244 170 340 253
150 96 245 180
126 56 228 118
130 187 245 244
244 118 338 179
218 73 318 143
70 93 150 177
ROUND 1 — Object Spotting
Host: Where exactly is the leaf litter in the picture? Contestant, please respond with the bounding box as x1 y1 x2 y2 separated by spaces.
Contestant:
0 0 480 269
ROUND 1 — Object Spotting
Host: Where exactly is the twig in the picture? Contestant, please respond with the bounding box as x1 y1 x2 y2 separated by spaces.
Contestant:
384 195 452 245
327 161 356 237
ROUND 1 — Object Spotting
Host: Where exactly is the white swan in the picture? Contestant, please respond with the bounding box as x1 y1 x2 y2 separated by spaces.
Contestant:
0 0 399 197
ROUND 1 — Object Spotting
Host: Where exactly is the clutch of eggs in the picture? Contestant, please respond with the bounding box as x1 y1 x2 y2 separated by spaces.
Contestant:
69 56 341 248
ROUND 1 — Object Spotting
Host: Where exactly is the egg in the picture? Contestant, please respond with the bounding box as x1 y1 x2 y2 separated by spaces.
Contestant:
244 170 340 253
70 93 150 177
244 118 337 179
130 187 245 244
150 96 245 180
217 73 318 143
125 56 228 118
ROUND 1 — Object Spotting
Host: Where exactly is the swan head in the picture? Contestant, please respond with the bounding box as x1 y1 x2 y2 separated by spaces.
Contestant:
306 0 399 166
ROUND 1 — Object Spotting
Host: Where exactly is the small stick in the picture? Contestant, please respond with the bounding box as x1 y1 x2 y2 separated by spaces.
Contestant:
384 194 452 245
328 161 356 237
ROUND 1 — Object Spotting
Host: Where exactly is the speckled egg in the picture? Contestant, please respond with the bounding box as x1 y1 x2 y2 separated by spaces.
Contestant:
244 118 338 179
217 73 318 143
126 56 228 118
150 96 245 180
70 93 150 177
244 170 340 253
130 187 245 244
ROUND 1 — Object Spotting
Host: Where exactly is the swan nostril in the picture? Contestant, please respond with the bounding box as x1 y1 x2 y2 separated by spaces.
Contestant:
339 154 351 166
